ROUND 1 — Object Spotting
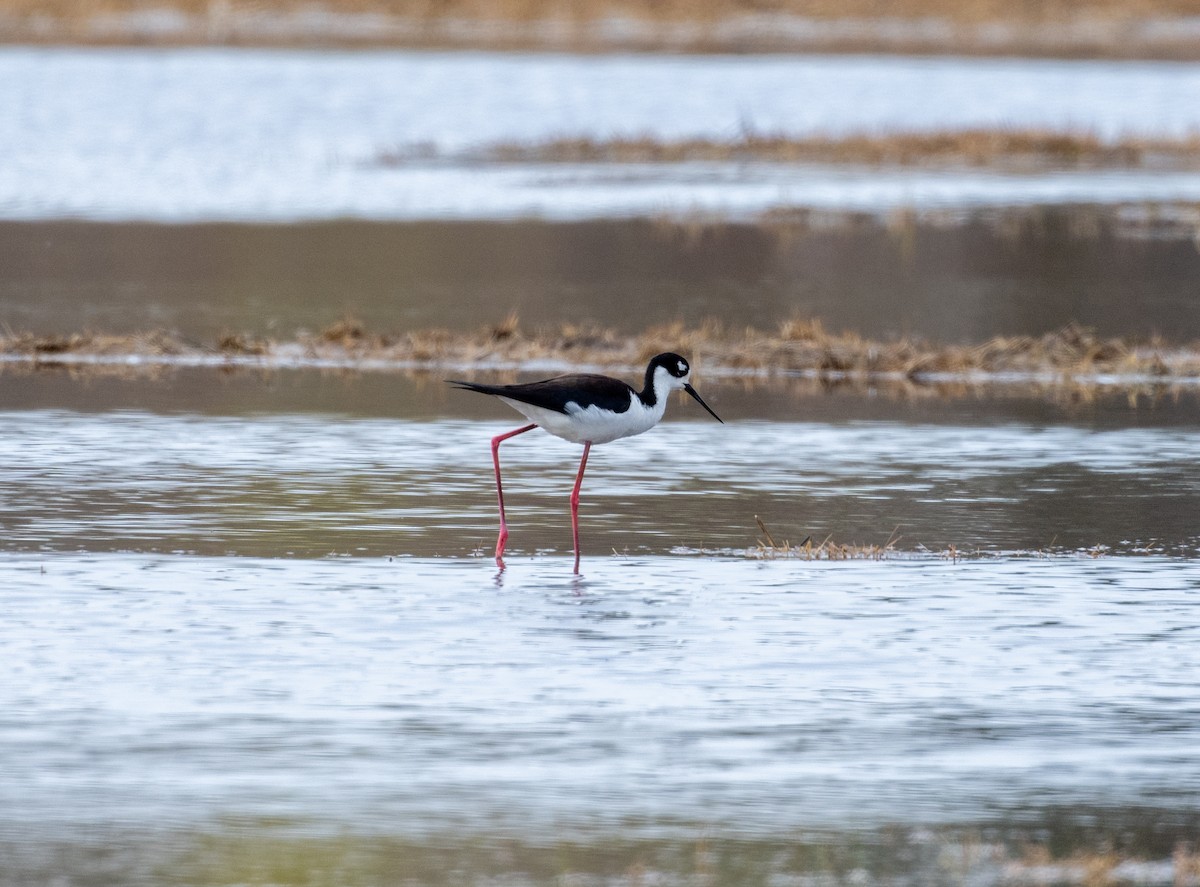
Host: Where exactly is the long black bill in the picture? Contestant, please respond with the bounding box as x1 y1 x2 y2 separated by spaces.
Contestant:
683 383 724 423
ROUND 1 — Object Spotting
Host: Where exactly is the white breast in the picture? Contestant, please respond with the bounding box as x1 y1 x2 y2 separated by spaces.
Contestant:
500 393 665 445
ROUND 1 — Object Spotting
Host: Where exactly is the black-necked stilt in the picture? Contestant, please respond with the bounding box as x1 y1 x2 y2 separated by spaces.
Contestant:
449 352 723 572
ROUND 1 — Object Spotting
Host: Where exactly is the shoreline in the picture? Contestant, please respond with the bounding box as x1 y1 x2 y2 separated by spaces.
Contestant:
5 320 1199 393
7 9 1200 60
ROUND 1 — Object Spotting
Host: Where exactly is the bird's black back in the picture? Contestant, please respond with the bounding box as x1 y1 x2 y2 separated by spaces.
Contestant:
448 374 638 415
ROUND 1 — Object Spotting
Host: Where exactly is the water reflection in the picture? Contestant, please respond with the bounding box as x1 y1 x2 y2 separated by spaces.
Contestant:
6 213 1200 343
1 400 1197 557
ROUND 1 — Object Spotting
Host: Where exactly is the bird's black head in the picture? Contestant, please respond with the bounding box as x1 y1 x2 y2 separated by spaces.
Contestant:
650 352 691 380
645 352 723 423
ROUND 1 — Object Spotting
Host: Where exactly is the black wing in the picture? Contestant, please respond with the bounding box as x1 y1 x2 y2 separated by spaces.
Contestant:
448 374 636 415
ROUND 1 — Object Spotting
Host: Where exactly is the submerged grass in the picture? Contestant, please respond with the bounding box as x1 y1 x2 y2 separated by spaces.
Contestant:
4 317 1200 390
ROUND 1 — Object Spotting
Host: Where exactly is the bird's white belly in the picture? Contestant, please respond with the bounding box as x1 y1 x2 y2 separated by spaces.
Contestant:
499 394 664 444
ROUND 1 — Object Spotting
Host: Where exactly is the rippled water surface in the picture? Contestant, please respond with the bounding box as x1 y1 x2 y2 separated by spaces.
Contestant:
1 376 1199 883
4 551 1199 829
2 399 1198 557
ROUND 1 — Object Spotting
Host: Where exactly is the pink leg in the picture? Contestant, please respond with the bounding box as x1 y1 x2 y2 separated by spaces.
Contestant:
491 424 537 566
570 442 592 574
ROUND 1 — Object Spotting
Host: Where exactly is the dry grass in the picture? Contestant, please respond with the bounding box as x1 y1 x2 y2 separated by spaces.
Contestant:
4 317 1200 388
9 0 1200 26
1 330 189 357
8 0 1200 56
747 520 1119 561
216 331 270 355
752 516 904 560
453 130 1200 171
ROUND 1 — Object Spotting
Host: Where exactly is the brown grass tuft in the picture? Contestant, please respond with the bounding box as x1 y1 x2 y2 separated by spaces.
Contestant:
778 317 826 342
490 310 521 342
217 331 270 356
1 330 189 357
320 315 368 347
752 516 902 560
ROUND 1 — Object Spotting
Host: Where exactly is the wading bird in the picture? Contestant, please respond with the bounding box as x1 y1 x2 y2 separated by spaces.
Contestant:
449 352 723 572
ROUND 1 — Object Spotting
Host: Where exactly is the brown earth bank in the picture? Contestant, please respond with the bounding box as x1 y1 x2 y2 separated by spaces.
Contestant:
7 0 1200 57
4 318 1200 390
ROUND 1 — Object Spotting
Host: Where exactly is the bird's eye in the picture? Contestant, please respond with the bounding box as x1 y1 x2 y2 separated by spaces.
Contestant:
677 361 688 375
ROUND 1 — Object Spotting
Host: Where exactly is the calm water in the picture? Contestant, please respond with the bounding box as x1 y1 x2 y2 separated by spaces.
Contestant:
7 212 1200 344
4 48 1200 219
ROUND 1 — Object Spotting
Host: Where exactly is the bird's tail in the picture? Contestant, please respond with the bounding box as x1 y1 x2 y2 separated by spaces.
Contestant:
446 380 502 395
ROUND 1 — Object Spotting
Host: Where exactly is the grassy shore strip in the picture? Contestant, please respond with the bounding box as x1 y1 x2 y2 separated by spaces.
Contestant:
399 130 1200 171
14 0 1200 26
3 318 1200 388
7 0 1200 57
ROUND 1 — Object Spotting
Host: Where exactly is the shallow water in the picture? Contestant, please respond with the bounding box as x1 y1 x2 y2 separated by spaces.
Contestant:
4 548 1200 830
2 397 1197 558
7 212 1200 344
2 375 1199 883
3 550 1200 883
4 47 1200 219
